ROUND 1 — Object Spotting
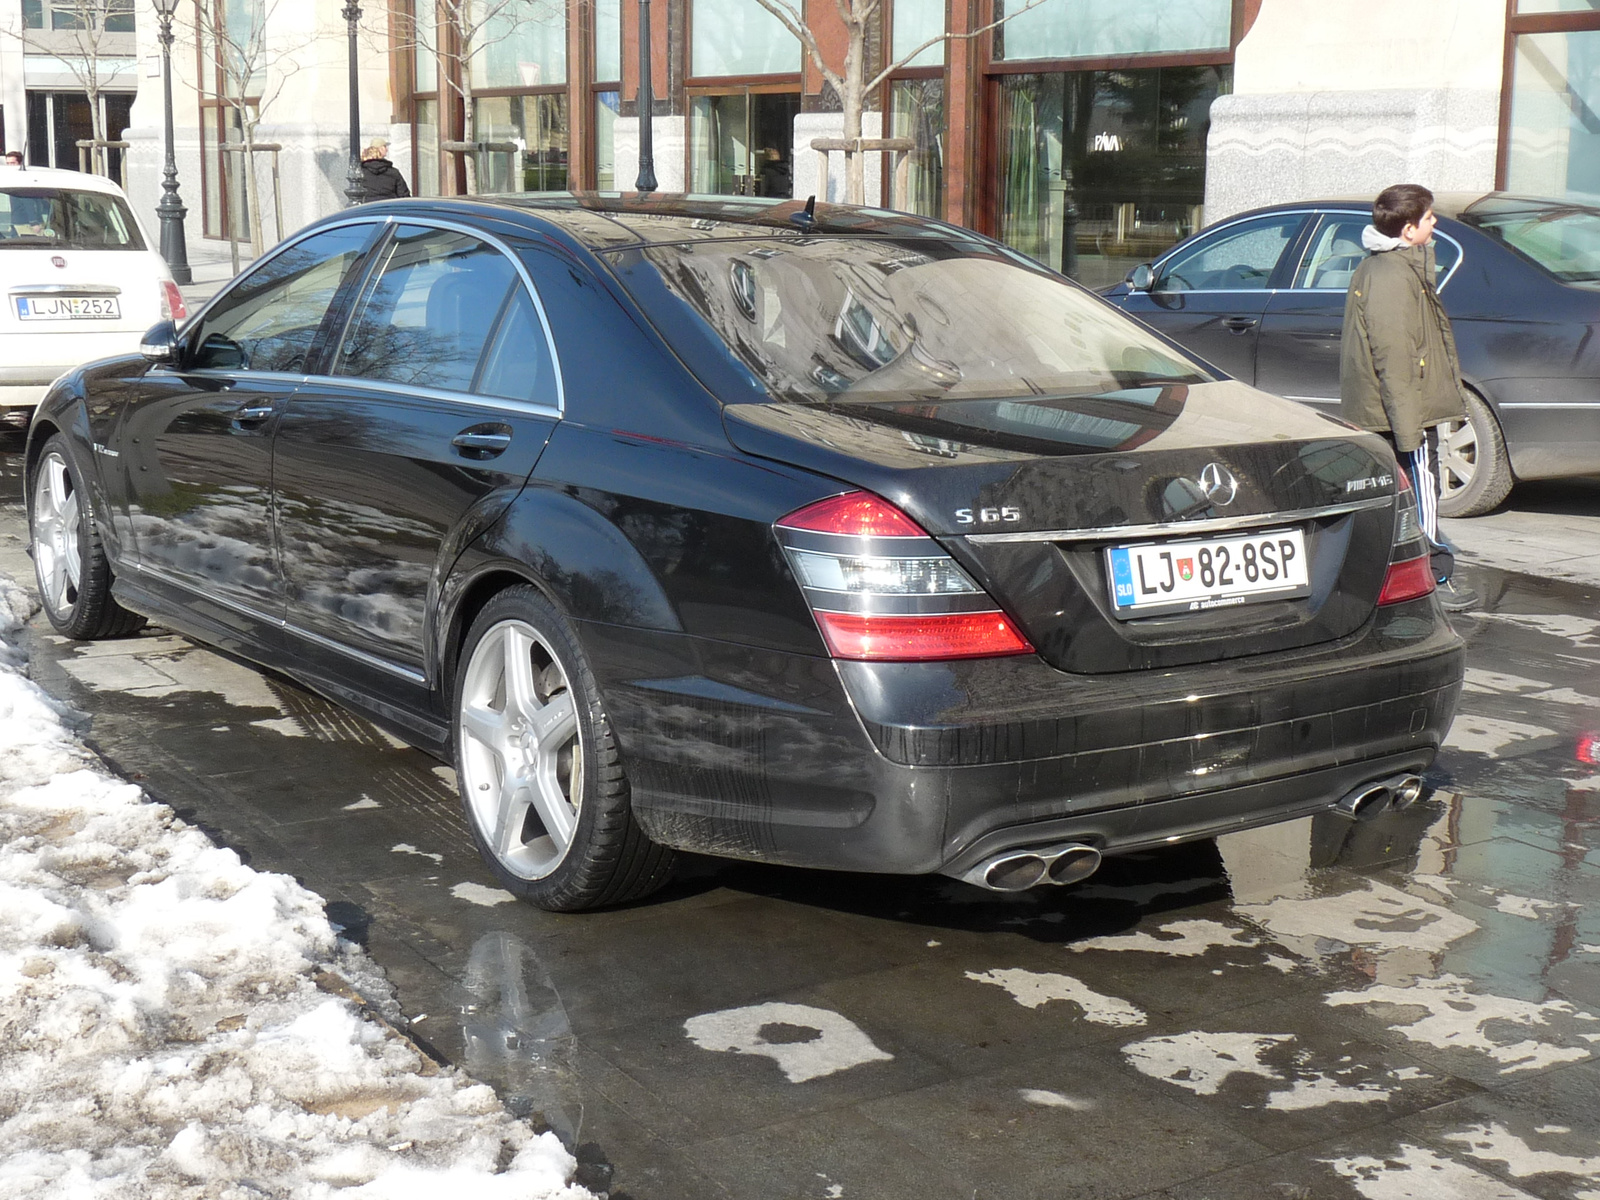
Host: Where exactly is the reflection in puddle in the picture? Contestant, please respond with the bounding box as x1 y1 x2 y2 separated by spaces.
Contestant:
453 931 583 1142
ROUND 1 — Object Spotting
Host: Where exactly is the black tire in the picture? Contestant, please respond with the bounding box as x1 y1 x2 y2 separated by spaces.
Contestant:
1438 390 1513 518
28 434 147 640
452 585 674 912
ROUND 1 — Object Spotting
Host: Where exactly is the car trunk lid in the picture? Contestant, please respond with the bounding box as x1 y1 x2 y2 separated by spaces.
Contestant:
726 379 1403 673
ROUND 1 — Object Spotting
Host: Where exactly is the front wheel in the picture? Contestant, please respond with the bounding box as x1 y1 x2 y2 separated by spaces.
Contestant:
29 434 146 640
1438 391 1513 518
452 585 675 912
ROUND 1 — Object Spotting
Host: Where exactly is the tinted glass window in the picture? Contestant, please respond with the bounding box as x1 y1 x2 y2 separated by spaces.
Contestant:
188 224 374 372
612 238 1211 405
0 186 146 250
335 226 518 393
476 288 556 404
1156 214 1304 293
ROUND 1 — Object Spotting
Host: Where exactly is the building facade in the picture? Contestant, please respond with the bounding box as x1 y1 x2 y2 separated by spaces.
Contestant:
8 0 1590 282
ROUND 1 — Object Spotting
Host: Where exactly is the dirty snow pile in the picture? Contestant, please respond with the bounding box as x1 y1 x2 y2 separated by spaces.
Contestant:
0 577 594 1199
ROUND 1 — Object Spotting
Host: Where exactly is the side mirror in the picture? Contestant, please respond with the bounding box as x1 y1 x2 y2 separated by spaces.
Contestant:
139 320 179 364
1129 264 1155 293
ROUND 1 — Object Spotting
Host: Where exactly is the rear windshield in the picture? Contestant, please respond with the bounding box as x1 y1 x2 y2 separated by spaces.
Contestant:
0 185 146 251
1462 197 1600 285
606 236 1211 405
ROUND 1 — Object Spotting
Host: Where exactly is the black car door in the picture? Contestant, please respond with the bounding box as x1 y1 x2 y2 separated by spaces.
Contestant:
113 223 380 620
1256 213 1465 414
1117 212 1308 383
271 222 559 683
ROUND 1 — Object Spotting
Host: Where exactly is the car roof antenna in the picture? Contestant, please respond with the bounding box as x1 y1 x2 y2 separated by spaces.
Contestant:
790 195 817 230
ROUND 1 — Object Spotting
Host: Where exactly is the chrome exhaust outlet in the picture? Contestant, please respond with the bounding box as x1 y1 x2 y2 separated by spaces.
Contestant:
962 842 1103 892
1387 773 1425 810
1336 782 1393 821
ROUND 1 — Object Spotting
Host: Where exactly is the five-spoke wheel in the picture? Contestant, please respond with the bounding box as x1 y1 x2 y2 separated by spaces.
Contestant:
453 586 674 911
28 435 145 639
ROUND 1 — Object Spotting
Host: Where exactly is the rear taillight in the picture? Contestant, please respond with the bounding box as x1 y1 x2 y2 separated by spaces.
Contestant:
1378 466 1435 606
775 491 1034 661
160 280 187 322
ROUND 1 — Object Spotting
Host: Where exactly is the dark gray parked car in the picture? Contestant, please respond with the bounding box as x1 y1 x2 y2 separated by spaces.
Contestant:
1103 194 1600 516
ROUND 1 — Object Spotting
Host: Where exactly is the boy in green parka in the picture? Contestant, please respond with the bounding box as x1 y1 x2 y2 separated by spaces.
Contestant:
1340 182 1475 610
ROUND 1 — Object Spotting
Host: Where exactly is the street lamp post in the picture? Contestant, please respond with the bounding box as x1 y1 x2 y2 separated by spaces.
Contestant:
634 0 656 193
343 0 365 205
153 0 191 284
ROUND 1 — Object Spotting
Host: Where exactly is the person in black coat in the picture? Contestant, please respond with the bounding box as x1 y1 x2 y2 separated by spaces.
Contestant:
359 140 410 201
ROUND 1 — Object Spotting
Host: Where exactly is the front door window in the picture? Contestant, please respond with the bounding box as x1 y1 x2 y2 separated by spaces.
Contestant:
689 91 798 198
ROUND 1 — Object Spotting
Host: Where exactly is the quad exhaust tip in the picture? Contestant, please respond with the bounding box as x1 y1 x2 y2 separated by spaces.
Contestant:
1336 773 1425 821
964 842 1103 892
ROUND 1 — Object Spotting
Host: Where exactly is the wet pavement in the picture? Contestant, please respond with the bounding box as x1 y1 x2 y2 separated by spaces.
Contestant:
3 435 1599 1199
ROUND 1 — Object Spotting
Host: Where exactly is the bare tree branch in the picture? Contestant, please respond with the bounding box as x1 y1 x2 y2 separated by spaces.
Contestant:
864 0 1052 95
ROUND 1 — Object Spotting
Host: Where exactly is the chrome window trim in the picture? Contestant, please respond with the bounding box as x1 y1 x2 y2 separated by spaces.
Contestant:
129 560 428 685
1497 401 1600 409
152 369 312 386
295 372 562 420
329 215 568 417
965 496 1392 545
1281 211 1465 294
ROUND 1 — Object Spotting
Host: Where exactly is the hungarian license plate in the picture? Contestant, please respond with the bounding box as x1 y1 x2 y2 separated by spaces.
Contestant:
1106 527 1310 619
14 295 120 320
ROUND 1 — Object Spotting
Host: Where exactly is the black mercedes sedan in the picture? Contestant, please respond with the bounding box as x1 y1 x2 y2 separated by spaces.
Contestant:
1104 193 1600 517
25 194 1463 911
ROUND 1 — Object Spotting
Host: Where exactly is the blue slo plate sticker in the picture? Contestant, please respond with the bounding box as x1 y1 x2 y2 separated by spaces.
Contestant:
16 298 29 317
1110 547 1136 605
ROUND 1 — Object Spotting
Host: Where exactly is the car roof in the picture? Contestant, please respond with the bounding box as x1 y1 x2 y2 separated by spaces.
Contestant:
0 165 132 198
355 192 988 252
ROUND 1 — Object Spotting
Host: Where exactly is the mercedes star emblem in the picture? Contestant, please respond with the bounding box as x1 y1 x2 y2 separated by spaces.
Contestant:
1197 462 1239 506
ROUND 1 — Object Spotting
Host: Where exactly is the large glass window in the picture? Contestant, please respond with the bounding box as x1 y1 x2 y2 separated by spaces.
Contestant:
475 94 569 191
471 0 566 88
595 0 621 80
189 226 375 373
996 66 1228 288
336 227 521 393
1505 28 1600 196
994 0 1230 62
596 91 619 190
691 0 801 77
889 79 943 216
689 91 798 196
414 98 440 196
893 0 944 68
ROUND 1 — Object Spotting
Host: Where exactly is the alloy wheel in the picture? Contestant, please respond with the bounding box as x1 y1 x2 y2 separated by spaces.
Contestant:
33 452 83 618
1437 417 1478 502
457 619 584 880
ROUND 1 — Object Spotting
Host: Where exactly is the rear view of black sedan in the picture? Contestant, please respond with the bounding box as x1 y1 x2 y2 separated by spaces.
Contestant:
1104 193 1600 517
24 194 1463 911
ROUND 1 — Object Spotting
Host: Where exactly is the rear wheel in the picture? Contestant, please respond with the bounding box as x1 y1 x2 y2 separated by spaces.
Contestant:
29 435 146 640
1438 391 1513 518
452 586 674 911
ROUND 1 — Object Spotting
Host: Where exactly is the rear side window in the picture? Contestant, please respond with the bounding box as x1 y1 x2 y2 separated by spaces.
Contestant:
1294 214 1463 291
334 225 519 393
0 186 146 251
475 288 557 405
187 224 375 372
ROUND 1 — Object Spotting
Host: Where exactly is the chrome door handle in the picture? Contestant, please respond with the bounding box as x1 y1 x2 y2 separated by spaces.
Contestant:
233 403 275 423
1223 316 1259 333
452 430 512 457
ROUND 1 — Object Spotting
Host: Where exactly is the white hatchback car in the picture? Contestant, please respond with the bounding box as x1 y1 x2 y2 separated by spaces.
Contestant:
1 166 185 428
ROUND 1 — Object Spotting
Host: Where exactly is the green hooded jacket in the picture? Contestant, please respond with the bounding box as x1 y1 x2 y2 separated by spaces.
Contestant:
1339 240 1467 452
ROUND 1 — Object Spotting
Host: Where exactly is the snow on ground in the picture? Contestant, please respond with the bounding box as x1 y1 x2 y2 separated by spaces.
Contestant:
0 576 593 1199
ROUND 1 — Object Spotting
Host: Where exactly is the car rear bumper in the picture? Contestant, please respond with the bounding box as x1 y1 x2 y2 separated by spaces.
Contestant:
584 599 1464 879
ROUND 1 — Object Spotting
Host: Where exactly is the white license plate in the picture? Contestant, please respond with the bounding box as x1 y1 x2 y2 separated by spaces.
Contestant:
1106 527 1310 618
14 296 121 320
